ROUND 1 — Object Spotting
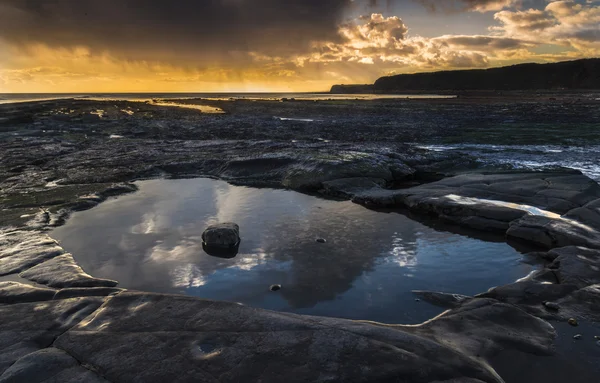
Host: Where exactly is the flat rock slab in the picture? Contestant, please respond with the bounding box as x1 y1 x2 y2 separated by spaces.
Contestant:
555 284 600 322
0 348 108 383
411 290 471 308
20 253 118 289
0 281 122 304
548 246 600 288
478 280 578 307
277 151 415 190
507 215 600 249
354 172 600 235
321 177 386 199
476 281 578 320
358 172 600 212
0 297 104 375
564 198 600 229
470 246 600 321
410 298 556 359
0 232 65 276
0 281 56 304
54 287 123 300
53 291 557 383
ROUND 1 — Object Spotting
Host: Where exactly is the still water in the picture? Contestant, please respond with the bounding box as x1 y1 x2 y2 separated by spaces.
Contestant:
52 178 535 324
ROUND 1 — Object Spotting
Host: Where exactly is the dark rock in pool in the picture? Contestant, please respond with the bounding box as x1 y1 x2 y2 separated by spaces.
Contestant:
270 284 282 291
316 238 327 243
201 223 240 249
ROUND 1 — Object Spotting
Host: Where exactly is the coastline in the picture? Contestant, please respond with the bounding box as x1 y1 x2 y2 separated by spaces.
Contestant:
1 96 599 382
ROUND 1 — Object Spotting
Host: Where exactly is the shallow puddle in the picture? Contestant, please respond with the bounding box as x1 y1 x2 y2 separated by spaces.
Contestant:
150 101 225 114
52 178 536 324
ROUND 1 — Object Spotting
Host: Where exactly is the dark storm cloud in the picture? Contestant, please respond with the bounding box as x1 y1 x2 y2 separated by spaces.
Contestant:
440 35 533 49
414 0 517 13
573 29 600 42
0 0 351 64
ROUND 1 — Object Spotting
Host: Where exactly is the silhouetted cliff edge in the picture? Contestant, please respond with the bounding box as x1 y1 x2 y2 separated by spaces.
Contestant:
330 59 600 93
329 84 374 94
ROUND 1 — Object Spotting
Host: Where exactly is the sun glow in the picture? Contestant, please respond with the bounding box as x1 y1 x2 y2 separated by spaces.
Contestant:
0 1 598 92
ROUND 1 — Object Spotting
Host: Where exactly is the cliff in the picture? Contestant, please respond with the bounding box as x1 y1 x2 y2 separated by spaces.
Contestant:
330 84 374 94
330 59 600 93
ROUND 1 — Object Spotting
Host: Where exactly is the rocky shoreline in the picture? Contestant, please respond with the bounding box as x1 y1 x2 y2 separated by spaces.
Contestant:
1 97 599 382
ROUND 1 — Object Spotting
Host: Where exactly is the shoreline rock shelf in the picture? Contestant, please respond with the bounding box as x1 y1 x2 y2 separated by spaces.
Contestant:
1 97 599 381
0 283 554 383
0 170 599 381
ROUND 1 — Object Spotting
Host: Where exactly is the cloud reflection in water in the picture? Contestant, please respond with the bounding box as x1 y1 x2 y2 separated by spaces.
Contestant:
52 178 534 324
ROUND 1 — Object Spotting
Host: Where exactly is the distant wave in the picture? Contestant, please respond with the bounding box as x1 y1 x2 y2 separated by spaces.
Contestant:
0 94 86 104
414 143 600 181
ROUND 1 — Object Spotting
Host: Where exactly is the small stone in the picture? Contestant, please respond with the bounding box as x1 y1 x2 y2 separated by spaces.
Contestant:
568 318 579 327
595 336 600 340
573 334 582 340
270 284 281 292
415 299 420 302
544 301 560 311
316 238 326 243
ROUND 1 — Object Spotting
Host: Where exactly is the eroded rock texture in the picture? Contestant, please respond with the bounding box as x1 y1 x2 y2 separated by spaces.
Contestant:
0 97 599 382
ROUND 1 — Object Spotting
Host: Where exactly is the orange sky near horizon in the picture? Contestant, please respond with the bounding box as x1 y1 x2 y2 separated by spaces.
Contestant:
0 0 598 93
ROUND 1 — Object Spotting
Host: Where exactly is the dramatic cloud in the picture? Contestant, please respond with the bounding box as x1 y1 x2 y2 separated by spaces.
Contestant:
303 14 495 69
0 0 597 91
0 0 350 63
493 0 600 52
415 0 520 13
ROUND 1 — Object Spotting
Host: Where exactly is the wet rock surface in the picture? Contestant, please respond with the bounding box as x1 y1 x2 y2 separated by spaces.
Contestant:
0 232 64 275
547 247 600 288
19 253 118 289
0 348 109 383
0 281 55 304
507 215 600 249
52 291 539 383
201 223 240 248
0 96 599 382
0 295 104 375
354 172 600 230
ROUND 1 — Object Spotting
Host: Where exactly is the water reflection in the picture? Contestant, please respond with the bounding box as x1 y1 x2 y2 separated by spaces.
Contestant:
150 101 225 114
202 243 239 259
51 178 534 324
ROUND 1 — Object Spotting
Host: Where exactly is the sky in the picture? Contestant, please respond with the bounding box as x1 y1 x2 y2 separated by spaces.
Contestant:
0 0 598 92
